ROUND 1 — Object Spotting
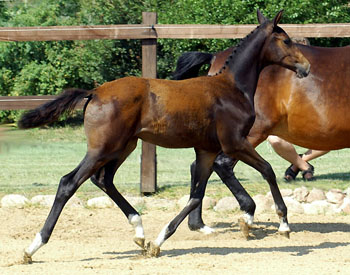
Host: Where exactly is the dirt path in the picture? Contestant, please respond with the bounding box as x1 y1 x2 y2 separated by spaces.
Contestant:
0 207 349 274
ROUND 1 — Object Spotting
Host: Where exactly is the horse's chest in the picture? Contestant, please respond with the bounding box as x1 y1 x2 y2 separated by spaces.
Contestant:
216 97 255 131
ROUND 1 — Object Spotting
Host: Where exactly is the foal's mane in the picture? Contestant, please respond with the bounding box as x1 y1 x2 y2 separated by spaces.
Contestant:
215 21 268 75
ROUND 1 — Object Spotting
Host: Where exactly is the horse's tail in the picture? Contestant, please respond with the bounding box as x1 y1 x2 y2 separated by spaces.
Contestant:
172 52 213 80
18 88 92 129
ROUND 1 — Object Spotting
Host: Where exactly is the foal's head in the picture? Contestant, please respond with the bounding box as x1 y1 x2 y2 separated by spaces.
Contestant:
258 10 310 78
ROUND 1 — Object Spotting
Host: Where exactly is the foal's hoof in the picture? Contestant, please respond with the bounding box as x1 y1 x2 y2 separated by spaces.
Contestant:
239 217 250 239
134 237 145 249
146 241 160 257
278 230 290 239
199 225 215 235
22 251 32 264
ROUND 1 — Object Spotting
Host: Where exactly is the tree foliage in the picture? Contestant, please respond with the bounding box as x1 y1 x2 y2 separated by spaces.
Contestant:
0 0 349 122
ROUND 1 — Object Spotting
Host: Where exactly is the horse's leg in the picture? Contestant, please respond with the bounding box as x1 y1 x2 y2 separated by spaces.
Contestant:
187 161 215 234
90 138 145 249
23 152 107 264
224 139 290 238
213 153 256 238
212 135 267 234
188 152 256 236
147 149 217 257
188 133 267 234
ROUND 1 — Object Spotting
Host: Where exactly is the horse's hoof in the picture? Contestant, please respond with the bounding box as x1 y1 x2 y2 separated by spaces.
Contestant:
22 251 32 264
146 241 160 257
278 231 290 239
199 225 215 235
134 237 145 249
239 217 250 239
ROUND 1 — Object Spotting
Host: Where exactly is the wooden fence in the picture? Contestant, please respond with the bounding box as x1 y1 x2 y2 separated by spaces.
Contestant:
1 12 350 193
1 23 350 41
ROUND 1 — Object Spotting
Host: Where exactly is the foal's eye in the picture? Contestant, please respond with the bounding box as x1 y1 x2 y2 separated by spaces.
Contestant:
284 39 291 45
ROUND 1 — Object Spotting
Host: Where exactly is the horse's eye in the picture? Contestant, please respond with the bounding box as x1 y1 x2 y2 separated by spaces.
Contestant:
284 39 291 45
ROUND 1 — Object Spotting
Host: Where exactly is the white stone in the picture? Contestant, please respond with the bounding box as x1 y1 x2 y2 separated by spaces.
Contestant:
326 189 345 205
214 196 240 212
306 188 326 203
266 189 293 200
337 197 350 214
1 194 29 208
202 196 217 210
146 198 176 210
31 195 55 207
253 194 273 214
303 200 336 215
87 196 113 208
30 194 82 208
280 189 293 197
265 191 273 200
270 197 304 214
66 195 84 208
293 186 309 202
344 187 350 197
284 197 304 214
177 195 216 210
125 196 145 206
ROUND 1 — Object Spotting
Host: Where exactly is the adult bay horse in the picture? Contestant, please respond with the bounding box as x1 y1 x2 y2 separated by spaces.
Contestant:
174 26 350 235
18 10 309 261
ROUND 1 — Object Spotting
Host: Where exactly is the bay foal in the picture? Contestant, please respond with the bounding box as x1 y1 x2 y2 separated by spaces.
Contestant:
18 10 309 261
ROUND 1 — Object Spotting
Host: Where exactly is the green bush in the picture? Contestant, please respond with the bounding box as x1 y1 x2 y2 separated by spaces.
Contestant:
157 0 350 77
0 0 349 122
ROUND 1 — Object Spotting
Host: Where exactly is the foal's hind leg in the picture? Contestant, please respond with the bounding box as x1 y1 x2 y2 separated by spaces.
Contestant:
147 149 217 257
90 139 145 249
23 152 108 264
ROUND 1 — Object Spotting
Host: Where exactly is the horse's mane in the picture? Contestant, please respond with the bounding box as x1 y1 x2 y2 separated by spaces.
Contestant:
215 22 266 75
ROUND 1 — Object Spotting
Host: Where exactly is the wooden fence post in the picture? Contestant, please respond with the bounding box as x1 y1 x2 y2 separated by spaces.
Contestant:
140 12 157 194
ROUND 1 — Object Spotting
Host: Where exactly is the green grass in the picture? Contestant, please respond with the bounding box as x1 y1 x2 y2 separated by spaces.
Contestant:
0 125 349 201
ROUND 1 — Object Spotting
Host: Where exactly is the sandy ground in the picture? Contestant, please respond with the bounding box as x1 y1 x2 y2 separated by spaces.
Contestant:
0 206 349 275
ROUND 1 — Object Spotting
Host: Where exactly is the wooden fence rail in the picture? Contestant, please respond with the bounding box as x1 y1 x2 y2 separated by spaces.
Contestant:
1 23 350 41
0 96 87 110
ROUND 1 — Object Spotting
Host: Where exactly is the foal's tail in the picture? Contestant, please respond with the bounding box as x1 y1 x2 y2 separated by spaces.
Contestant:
18 88 92 129
172 52 213 80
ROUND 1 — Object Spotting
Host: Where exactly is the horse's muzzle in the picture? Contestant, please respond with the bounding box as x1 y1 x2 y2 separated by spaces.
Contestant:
296 63 310 78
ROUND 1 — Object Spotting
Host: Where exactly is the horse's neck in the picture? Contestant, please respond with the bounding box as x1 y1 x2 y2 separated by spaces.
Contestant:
226 31 268 103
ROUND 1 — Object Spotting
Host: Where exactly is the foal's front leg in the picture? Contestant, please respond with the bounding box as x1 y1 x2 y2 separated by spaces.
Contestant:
146 149 217 257
188 152 256 237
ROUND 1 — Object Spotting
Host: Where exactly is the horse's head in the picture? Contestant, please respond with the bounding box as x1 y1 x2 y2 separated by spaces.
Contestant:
258 10 310 78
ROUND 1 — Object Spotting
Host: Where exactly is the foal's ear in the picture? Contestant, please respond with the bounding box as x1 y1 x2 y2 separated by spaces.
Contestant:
257 9 267 24
273 10 284 27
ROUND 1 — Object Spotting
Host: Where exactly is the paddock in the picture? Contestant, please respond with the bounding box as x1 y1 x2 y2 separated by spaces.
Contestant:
1 10 350 273
0 206 349 274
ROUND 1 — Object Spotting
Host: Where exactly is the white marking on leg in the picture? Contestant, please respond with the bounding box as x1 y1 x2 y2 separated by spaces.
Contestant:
154 222 170 247
25 233 44 257
199 225 215 234
128 214 144 239
242 213 254 226
278 219 291 232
